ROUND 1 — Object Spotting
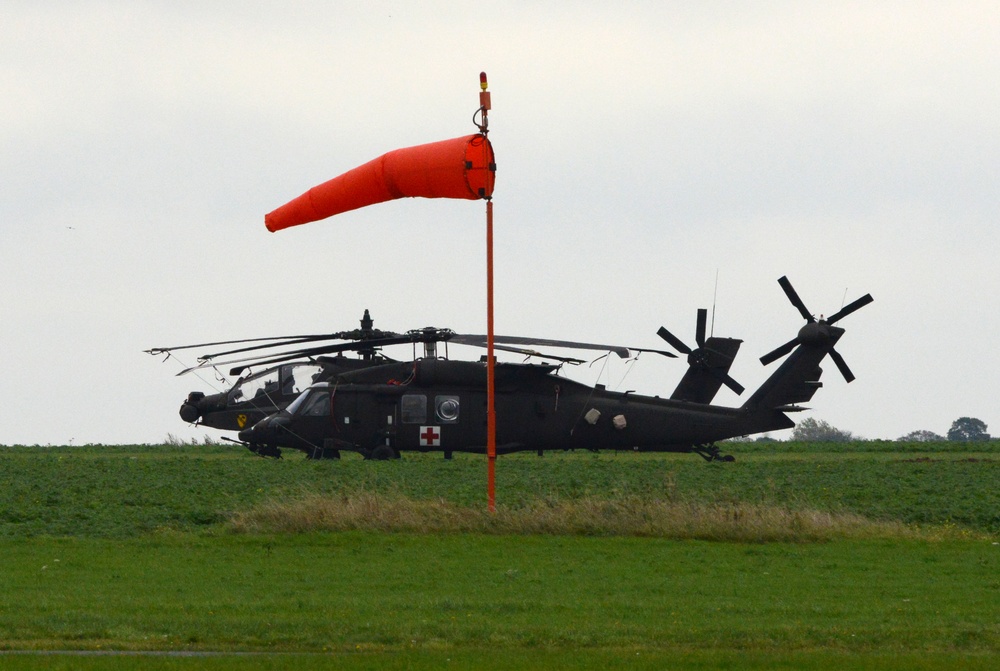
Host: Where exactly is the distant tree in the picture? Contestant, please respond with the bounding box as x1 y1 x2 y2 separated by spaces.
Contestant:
947 417 990 442
791 417 855 442
897 429 945 442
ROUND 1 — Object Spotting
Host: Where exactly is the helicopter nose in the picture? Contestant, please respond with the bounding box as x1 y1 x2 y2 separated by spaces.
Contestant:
238 417 268 444
180 390 229 426
179 391 205 423
239 416 288 445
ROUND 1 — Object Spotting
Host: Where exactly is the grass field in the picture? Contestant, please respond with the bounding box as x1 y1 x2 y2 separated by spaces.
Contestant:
1 442 999 669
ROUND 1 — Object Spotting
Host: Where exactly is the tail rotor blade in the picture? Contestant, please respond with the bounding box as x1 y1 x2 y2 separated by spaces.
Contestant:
825 293 874 325
828 348 856 383
764 277 872 379
778 276 814 323
760 338 799 366
695 309 707 348
712 369 745 395
657 326 692 355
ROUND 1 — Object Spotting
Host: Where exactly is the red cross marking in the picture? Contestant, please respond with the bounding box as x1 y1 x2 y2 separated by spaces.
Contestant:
420 426 440 446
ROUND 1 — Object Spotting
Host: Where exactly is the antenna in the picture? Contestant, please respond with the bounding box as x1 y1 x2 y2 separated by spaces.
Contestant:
710 269 720 337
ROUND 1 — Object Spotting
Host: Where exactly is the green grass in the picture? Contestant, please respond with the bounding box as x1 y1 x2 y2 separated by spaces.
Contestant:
1 443 999 668
2 442 1000 538
3 650 998 671
3 534 999 654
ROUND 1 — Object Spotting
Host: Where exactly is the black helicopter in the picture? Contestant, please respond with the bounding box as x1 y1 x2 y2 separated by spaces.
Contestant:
148 310 405 433
147 309 679 435
150 277 872 462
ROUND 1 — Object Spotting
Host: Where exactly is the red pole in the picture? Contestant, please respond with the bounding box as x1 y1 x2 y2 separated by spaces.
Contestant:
486 198 496 513
478 72 497 513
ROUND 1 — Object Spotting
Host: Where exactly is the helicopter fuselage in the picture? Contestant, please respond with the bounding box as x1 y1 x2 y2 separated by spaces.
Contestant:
237 357 793 459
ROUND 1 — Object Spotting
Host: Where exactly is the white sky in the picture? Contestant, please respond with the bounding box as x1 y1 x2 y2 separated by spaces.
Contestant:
2 2 998 445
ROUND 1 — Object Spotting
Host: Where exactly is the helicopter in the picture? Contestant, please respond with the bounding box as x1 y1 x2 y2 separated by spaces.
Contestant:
148 309 406 433
150 277 872 462
147 309 681 436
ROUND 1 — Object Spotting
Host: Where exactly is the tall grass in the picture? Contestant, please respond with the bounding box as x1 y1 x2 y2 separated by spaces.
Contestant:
228 491 934 542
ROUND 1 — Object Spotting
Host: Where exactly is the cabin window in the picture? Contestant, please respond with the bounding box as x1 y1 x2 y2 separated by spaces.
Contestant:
401 394 427 424
435 395 460 423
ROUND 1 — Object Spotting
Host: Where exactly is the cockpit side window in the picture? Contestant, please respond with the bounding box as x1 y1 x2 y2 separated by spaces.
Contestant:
300 391 331 417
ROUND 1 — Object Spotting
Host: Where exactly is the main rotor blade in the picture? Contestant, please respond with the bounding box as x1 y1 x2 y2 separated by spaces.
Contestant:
194 330 404 363
224 345 394 377
827 348 856 383
178 335 415 376
146 333 331 356
825 293 874 325
149 328 404 360
656 326 692 355
625 347 678 359
490 343 586 364
759 337 799 366
451 335 633 359
695 309 707 348
778 276 814 323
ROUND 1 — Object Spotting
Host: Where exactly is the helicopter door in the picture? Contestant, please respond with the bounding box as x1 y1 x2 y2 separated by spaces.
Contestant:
329 389 361 448
376 396 398 451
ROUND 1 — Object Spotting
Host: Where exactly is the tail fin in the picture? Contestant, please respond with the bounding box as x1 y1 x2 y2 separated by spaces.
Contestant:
658 308 745 404
670 336 743 404
741 326 841 415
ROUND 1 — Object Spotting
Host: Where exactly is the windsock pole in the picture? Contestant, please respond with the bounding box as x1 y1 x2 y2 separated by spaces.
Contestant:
478 72 497 513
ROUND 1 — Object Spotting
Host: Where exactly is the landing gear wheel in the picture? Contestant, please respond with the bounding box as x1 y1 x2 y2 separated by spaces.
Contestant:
692 444 735 463
248 442 282 459
368 444 396 461
307 447 341 460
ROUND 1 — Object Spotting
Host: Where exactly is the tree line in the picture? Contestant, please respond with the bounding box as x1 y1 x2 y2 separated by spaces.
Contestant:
788 416 992 442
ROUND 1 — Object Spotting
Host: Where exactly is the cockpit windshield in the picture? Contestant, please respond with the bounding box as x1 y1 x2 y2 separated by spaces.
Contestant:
228 363 324 407
286 384 330 416
228 369 280 406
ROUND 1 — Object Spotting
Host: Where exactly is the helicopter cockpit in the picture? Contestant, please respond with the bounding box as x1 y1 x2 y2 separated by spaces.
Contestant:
284 383 333 417
227 363 325 407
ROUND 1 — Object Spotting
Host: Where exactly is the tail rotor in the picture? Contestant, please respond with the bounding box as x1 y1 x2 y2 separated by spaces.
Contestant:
759 276 873 382
658 308 745 395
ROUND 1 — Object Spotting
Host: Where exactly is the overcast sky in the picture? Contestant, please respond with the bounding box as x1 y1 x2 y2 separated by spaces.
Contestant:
3 2 998 445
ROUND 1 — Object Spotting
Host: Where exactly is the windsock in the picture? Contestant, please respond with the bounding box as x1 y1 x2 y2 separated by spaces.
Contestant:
265 133 495 232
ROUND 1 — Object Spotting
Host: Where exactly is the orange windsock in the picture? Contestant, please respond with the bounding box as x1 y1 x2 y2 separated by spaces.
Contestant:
265 134 495 232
